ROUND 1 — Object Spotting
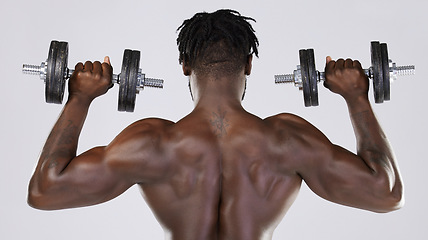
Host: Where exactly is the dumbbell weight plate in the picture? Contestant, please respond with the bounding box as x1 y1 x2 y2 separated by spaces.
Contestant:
118 50 132 111
118 50 140 112
380 43 390 101
371 41 384 103
299 49 312 107
45 40 68 104
55 42 68 103
307 49 318 106
45 40 58 103
126 50 140 112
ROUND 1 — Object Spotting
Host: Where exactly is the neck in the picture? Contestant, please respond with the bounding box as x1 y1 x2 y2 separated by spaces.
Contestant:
189 71 246 112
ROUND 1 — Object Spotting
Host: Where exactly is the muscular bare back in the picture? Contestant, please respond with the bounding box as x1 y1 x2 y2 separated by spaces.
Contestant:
126 108 316 239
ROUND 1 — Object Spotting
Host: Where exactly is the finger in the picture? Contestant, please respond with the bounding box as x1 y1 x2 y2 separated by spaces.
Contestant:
352 59 362 69
325 57 336 73
92 61 102 74
335 58 345 69
75 62 84 71
345 58 353 68
83 61 93 71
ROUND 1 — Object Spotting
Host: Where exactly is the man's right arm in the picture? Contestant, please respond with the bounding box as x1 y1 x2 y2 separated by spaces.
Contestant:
290 57 403 213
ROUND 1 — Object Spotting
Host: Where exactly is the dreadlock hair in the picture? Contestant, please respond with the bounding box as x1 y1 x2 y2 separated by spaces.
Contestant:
177 9 259 77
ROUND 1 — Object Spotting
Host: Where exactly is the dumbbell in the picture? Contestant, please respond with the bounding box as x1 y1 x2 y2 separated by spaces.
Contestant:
22 40 164 112
274 41 415 107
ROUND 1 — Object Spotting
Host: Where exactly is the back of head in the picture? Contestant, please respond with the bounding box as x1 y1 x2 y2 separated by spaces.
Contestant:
177 9 259 77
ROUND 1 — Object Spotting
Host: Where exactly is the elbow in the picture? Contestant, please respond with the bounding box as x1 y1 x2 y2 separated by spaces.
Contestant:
374 196 404 213
27 180 47 210
27 189 59 211
27 188 48 210
373 179 405 213
369 158 404 213
27 194 45 210
27 177 57 210
385 187 405 213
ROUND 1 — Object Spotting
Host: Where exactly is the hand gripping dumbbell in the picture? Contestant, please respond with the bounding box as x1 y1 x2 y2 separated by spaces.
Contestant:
22 40 164 112
274 41 415 107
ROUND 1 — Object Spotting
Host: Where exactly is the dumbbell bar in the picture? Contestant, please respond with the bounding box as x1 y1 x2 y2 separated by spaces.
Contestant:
22 40 164 112
274 41 415 107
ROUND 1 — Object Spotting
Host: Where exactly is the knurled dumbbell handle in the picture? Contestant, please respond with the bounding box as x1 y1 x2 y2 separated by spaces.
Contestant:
22 63 164 89
275 64 415 84
317 69 370 82
143 77 164 88
67 69 119 84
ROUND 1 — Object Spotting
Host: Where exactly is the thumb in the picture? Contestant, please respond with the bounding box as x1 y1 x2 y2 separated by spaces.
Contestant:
104 56 111 65
326 56 332 64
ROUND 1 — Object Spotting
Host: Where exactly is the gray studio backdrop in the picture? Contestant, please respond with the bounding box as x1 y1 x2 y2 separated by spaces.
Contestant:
1 0 427 239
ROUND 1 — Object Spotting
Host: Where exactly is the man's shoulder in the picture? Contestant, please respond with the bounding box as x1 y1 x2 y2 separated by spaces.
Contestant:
263 112 325 142
264 113 311 127
118 117 175 140
131 117 175 128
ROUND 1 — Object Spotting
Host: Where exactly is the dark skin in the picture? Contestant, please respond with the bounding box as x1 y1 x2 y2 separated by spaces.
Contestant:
28 54 403 240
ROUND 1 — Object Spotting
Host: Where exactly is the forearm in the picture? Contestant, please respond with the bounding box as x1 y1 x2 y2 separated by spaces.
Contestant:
31 97 91 185
346 96 392 170
346 96 403 200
